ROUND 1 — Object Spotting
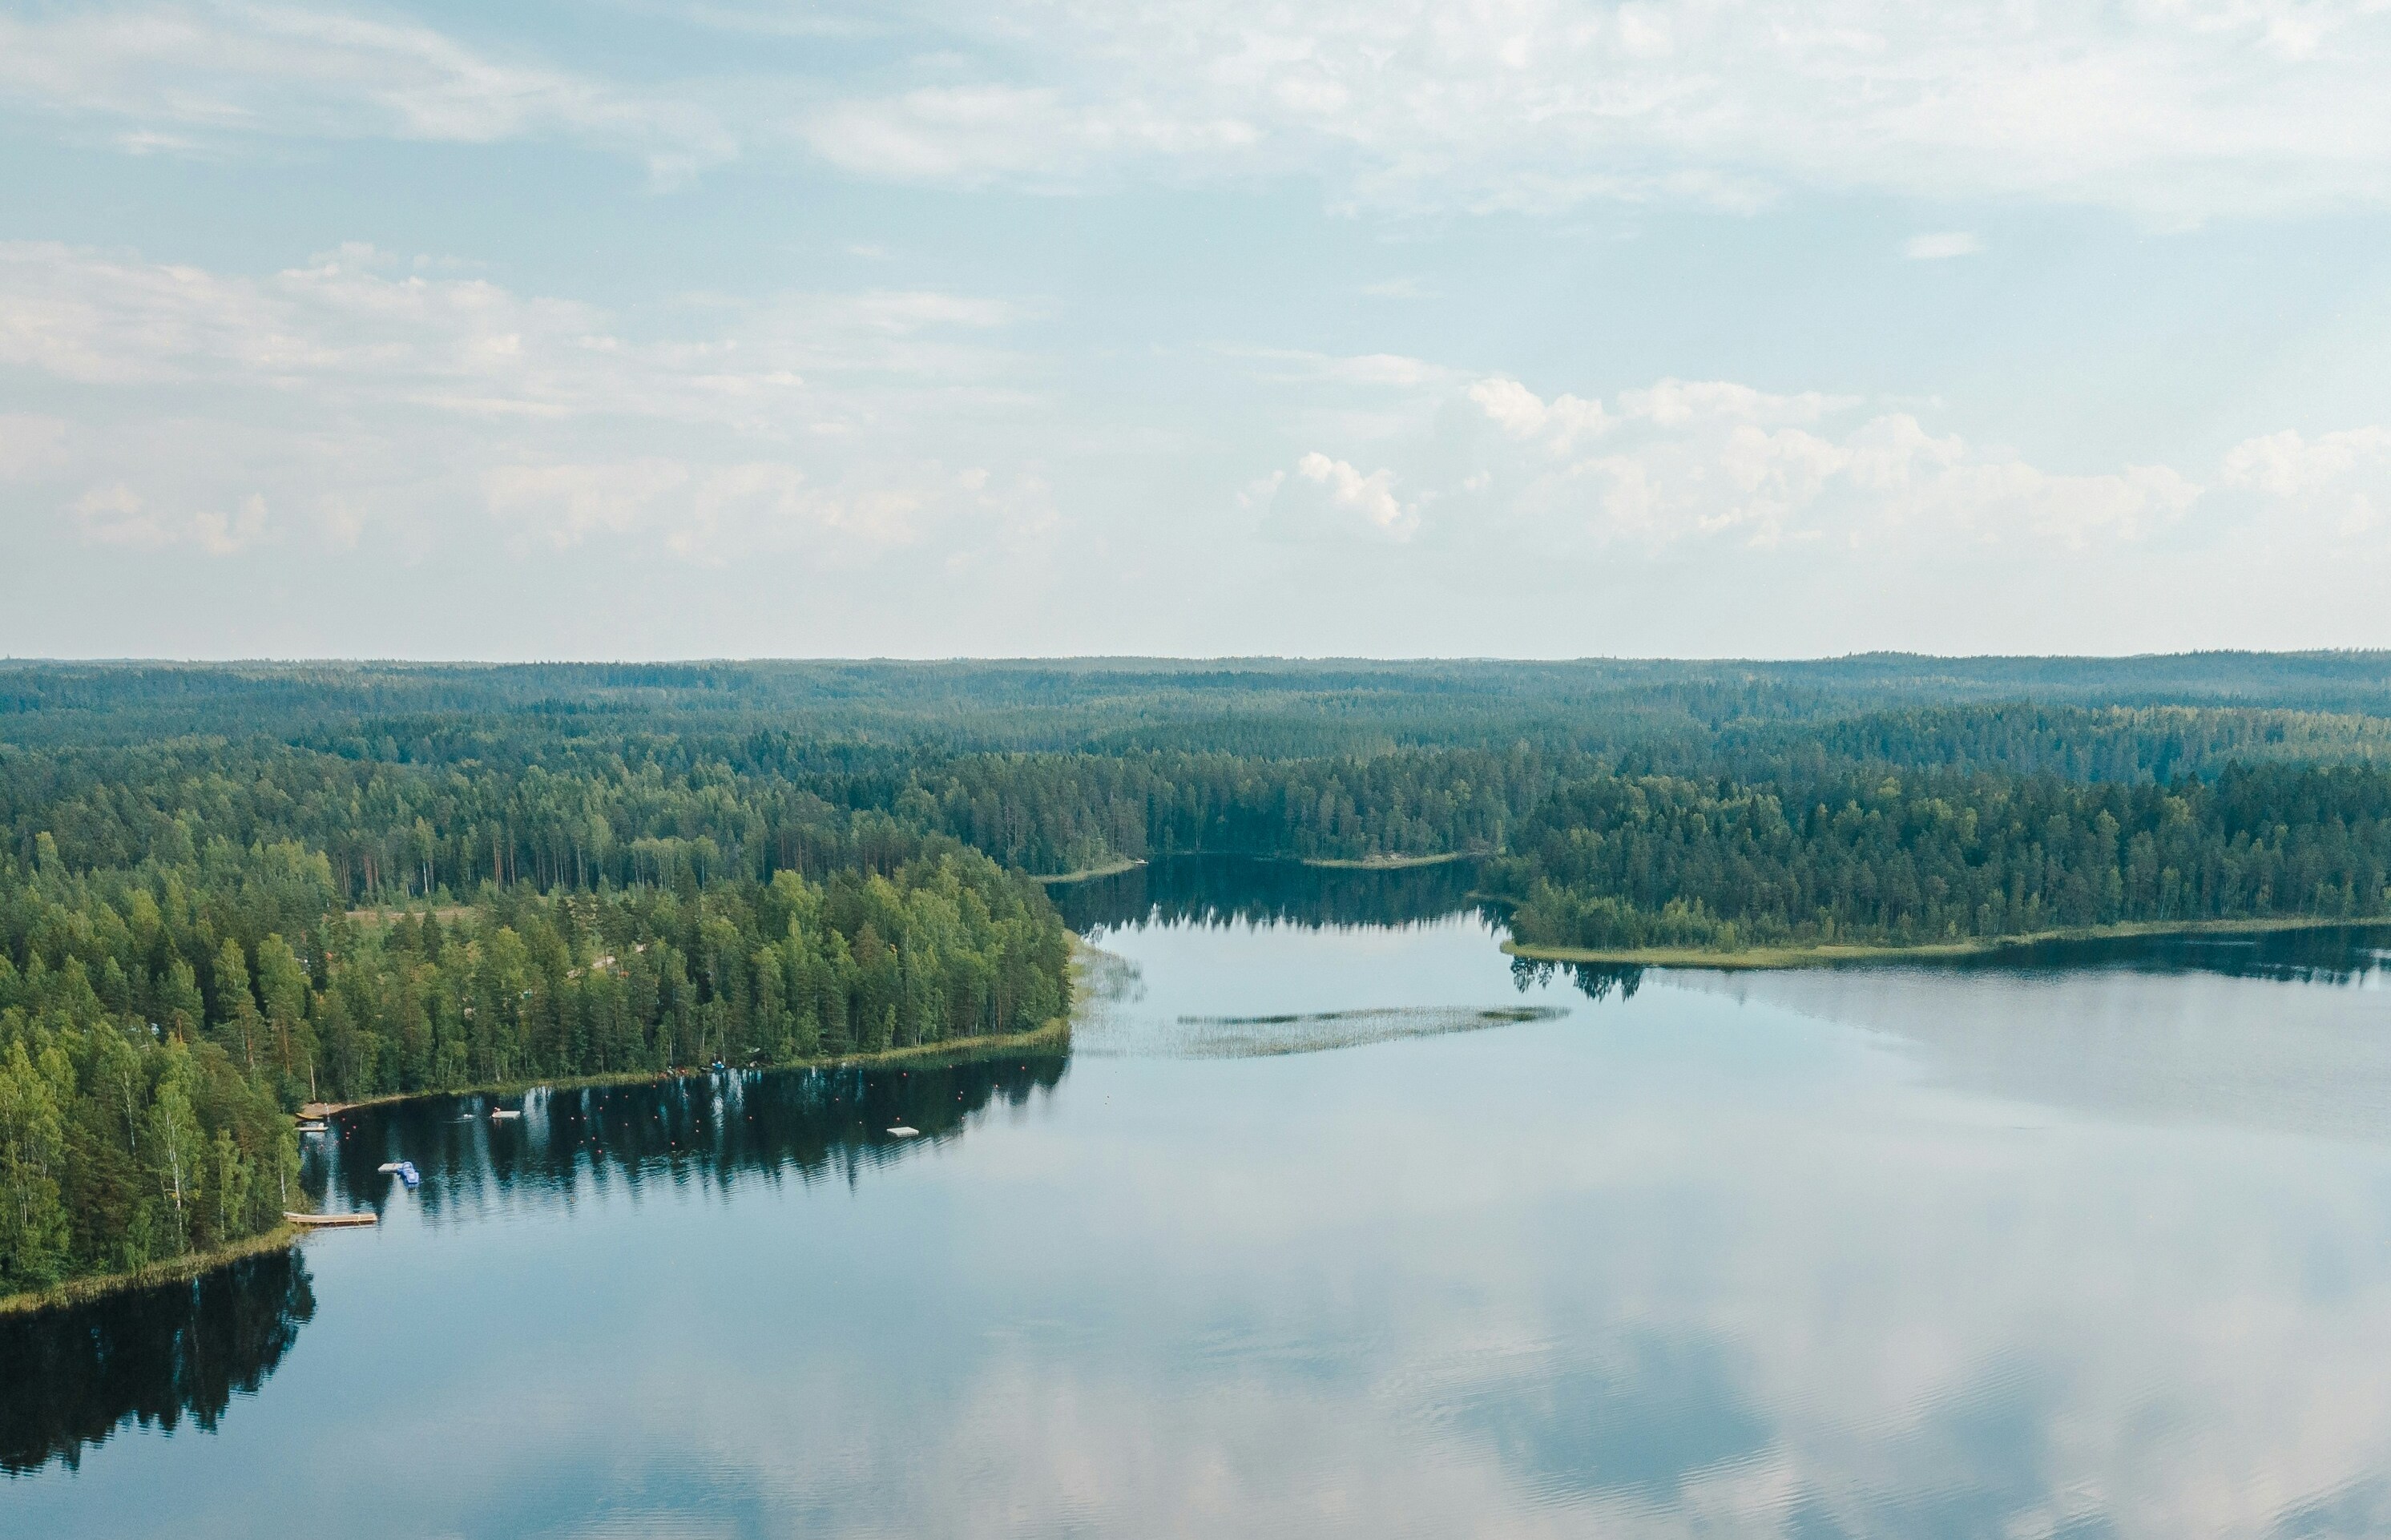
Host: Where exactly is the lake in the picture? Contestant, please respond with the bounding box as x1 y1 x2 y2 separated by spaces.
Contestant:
10 856 2391 1538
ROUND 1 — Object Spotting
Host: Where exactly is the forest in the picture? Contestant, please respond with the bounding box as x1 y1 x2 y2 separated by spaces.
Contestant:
7 652 2391 1300
1494 763 2391 952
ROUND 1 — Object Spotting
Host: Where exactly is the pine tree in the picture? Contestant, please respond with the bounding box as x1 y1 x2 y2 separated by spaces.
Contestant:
0 1040 71 1288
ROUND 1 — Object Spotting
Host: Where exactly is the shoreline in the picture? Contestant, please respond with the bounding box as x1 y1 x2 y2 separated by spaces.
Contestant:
1502 913 2391 971
1036 850 1479 881
307 934 1099 1118
1031 857 1145 885
3 1016 1075 1317
0 1224 304 1318
297 1015 1075 1121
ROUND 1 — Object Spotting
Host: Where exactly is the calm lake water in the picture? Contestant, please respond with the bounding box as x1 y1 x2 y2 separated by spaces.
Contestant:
11 857 2391 1538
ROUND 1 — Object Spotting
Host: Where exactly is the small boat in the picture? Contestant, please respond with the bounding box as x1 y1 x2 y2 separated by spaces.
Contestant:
490 1108 522 1120
886 1125 920 1138
378 1159 421 1187
285 1211 376 1228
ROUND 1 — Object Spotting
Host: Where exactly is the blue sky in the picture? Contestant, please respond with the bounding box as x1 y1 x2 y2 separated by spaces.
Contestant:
2 0 2389 659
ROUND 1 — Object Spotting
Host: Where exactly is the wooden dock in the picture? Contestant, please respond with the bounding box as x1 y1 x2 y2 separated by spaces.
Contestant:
285 1211 377 1228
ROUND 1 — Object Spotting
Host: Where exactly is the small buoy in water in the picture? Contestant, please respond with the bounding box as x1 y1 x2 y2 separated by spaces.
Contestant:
887 1125 920 1138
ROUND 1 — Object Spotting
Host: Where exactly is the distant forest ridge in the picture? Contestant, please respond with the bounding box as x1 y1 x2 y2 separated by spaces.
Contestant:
9 652 2391 756
8 654 2391 885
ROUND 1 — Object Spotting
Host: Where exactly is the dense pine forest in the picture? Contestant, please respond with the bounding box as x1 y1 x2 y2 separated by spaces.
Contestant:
7 653 2391 1299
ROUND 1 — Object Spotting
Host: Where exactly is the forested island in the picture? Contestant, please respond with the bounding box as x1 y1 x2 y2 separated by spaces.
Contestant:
7 653 2391 1304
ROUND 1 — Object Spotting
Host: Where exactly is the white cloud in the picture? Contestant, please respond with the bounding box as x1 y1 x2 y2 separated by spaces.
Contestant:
71 482 269 553
483 457 1047 560
773 0 2391 220
0 242 1055 574
1615 377 1857 427
8 223 2391 654
1272 374 2272 552
9 3 2391 218
797 83 1261 187
0 240 1019 432
1268 450 1418 541
0 3 735 178
2221 425 2391 536
483 459 691 548
1903 232 1984 260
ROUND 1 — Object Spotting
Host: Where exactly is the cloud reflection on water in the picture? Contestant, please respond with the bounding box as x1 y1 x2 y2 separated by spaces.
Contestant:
17 901 2391 1539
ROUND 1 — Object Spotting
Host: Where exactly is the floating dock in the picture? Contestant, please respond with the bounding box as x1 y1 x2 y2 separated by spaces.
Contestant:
285 1211 377 1228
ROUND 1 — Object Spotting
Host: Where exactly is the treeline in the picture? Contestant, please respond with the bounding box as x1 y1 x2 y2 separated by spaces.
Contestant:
301 855 1070 1097
17 656 2391 777
1692 703 2391 785
0 1009 294 1299
4 742 880 902
18 700 2391 911
871 749 1538 873
1495 763 2391 952
0 818 1068 1295
3 740 1550 901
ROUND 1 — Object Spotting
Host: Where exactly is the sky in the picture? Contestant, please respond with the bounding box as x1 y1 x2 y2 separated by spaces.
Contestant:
2 0 2389 660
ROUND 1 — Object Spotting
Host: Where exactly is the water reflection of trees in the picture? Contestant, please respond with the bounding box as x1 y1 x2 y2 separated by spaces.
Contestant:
0 1055 1062 1478
1504 925 2391 1001
1510 957 1646 1003
315 1052 1071 1220
0 1248 316 1474
1930 922 2391 985
1055 854 1489 936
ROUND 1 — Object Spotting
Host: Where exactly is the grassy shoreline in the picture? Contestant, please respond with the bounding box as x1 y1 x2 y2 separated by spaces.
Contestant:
0 1223 305 1319
1030 857 1145 884
1035 849 1478 881
1502 913 2391 971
